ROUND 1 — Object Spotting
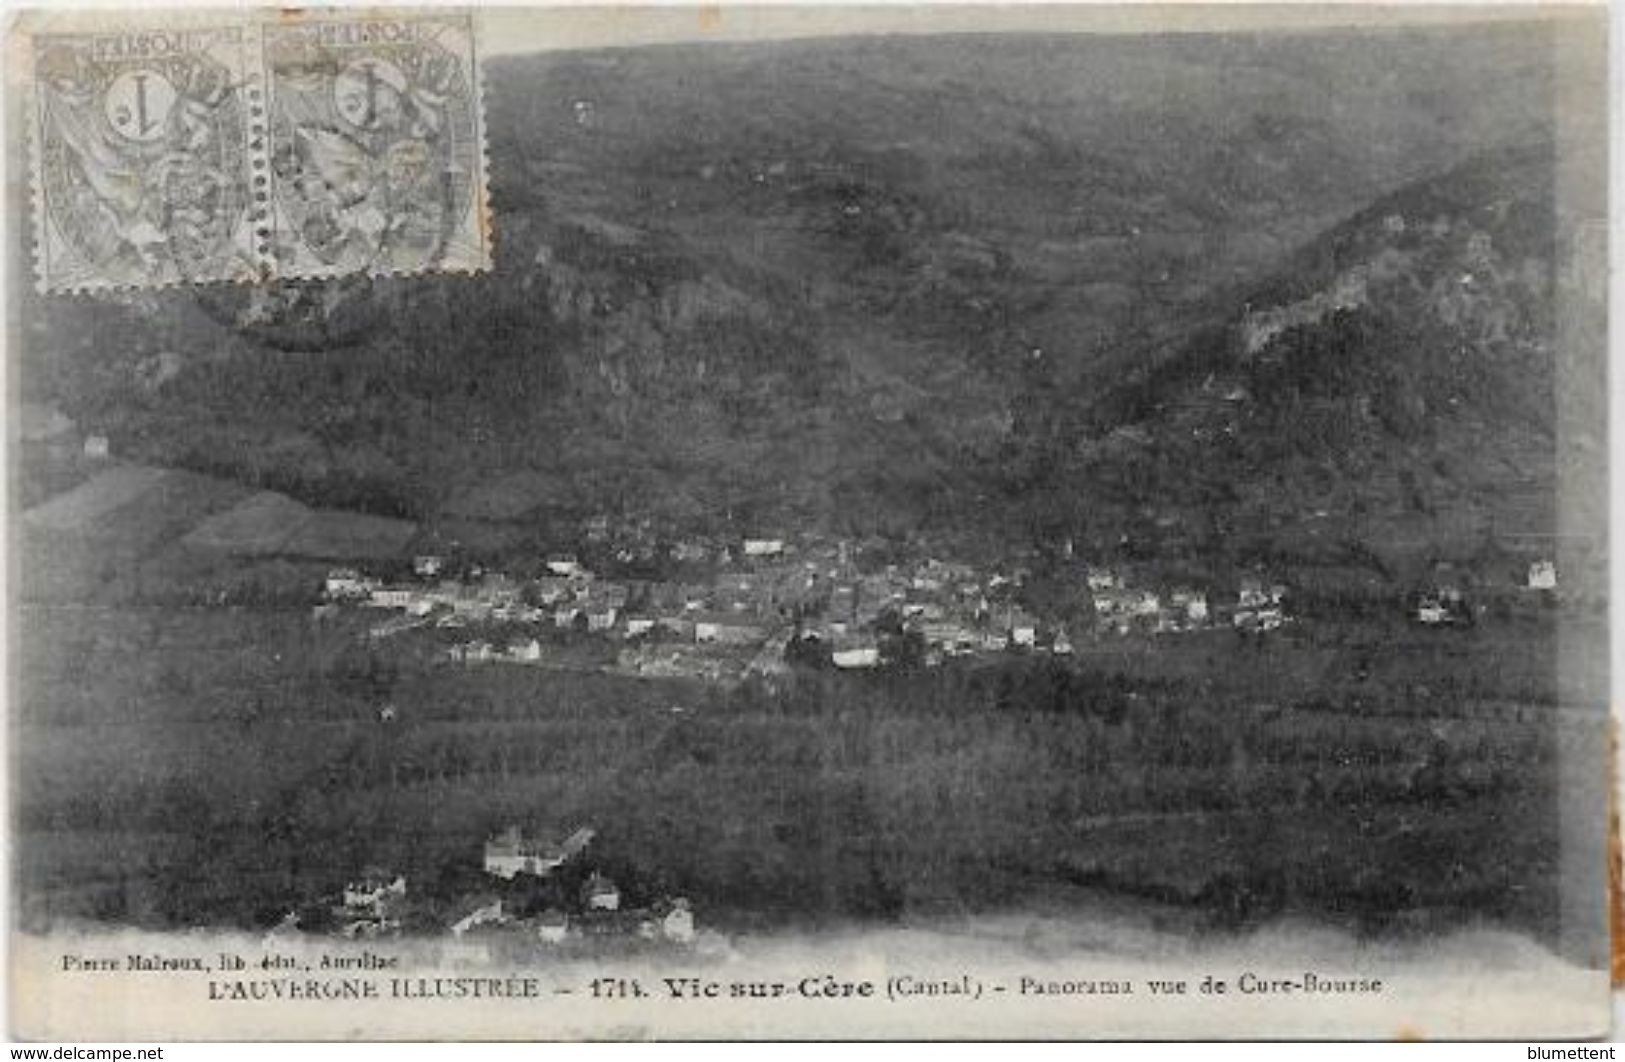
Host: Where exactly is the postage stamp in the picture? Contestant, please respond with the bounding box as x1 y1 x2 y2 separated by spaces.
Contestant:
23 10 490 292
261 12 491 279
28 24 267 292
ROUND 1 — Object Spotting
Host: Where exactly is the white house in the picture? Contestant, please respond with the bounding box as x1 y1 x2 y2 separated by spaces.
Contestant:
342 872 406 918
508 638 543 663
484 827 564 879
82 434 111 460
325 568 371 600
624 616 656 638
1238 577 1271 610
833 646 880 669
1527 560 1558 591
663 899 696 943
546 555 586 577
584 872 621 912
413 555 444 579
368 587 414 609
743 538 785 557
536 909 569 944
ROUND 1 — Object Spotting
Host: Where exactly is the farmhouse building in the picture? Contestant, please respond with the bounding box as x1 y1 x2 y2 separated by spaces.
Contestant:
342 871 406 919
484 827 565 879
536 909 570 944
694 613 765 645
833 645 881 669
584 873 622 912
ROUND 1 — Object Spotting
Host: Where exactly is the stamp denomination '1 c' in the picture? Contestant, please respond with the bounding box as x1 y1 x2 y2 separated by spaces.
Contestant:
262 13 490 279
28 25 265 292
24 10 490 293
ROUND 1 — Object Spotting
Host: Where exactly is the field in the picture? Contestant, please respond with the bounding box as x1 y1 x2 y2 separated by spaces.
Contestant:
11 598 1603 952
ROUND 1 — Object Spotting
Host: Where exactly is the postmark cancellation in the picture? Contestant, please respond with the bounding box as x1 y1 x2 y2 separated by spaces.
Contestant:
23 10 490 293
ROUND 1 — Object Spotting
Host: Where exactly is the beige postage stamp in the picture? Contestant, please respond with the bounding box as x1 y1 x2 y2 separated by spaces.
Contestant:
23 9 490 292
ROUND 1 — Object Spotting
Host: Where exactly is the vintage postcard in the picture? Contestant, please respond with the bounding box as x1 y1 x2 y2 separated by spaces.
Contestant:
5 3 1611 1041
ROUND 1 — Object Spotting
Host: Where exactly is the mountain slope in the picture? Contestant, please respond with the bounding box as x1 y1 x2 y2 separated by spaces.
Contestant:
1057 144 1603 576
15 24 1586 558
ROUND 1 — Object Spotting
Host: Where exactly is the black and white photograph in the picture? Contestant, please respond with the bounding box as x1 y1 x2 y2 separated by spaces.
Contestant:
4 3 1612 1040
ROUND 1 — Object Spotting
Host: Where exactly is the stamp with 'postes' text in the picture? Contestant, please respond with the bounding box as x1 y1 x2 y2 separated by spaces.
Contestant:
26 10 489 293
262 14 490 279
28 24 266 292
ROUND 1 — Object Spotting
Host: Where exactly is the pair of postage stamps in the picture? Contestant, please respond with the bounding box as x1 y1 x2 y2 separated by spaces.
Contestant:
25 10 490 292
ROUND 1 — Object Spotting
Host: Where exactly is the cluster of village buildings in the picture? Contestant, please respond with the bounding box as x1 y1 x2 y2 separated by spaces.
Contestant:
322 535 1258 680
269 824 705 960
320 532 1566 678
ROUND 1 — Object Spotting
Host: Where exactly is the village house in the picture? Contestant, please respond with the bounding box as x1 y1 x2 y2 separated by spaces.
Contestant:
448 895 505 937
919 621 977 656
546 554 587 578
662 899 696 943
624 615 657 638
693 612 766 646
584 873 621 912
82 434 111 460
342 870 406 919
507 638 543 663
1006 610 1040 648
1416 595 1449 625
453 640 495 664
1237 576 1273 610
368 587 415 609
483 825 595 880
532 577 576 604
413 554 444 579
1415 584 1468 626
484 829 563 879
832 644 881 669
1527 560 1558 591
536 908 570 944
743 538 785 558
324 568 372 601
